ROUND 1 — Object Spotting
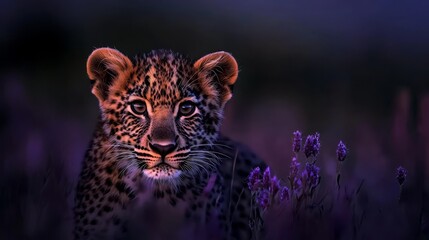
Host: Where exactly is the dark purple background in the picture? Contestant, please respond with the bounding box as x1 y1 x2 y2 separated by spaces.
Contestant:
1 0 429 239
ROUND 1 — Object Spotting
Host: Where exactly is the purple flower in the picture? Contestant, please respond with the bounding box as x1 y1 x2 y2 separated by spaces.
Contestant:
288 157 302 196
270 176 281 196
289 157 300 179
302 162 320 189
257 189 270 210
396 166 407 185
278 186 290 202
292 130 302 153
262 167 271 189
248 167 261 191
304 133 321 158
249 166 290 210
336 141 347 162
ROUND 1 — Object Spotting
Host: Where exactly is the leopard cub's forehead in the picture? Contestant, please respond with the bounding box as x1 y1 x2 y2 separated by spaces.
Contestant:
131 50 196 107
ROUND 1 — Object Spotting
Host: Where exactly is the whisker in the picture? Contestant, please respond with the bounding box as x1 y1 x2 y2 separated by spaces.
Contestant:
190 150 230 159
190 143 232 149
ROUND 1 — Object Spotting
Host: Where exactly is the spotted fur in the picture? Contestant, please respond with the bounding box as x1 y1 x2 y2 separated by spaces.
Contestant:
74 48 265 240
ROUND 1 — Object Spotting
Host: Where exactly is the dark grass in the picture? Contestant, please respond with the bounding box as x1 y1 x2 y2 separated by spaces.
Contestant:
253 132 429 240
1 79 428 239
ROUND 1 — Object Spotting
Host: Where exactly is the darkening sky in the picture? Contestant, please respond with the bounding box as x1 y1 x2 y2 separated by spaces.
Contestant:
1 0 429 175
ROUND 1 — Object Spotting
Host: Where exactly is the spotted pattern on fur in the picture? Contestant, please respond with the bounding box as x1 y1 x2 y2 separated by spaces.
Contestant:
74 48 265 240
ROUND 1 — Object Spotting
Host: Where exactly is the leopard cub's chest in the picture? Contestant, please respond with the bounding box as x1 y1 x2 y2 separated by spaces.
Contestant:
123 174 224 239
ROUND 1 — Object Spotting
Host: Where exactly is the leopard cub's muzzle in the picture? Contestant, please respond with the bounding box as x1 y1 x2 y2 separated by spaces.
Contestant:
147 106 179 158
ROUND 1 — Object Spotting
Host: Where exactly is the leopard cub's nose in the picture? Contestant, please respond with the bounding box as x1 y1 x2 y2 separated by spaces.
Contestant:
149 141 177 157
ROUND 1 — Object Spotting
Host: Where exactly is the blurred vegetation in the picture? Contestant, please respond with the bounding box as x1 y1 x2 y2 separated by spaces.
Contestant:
1 0 429 239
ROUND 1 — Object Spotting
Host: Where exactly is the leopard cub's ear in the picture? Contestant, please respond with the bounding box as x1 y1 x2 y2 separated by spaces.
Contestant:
193 51 238 106
86 47 133 102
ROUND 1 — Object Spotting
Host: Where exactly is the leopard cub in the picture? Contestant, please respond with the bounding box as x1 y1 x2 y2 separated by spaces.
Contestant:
74 48 265 239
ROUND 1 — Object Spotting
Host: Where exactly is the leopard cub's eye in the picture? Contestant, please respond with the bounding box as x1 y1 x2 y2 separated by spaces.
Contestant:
179 101 196 116
130 101 147 115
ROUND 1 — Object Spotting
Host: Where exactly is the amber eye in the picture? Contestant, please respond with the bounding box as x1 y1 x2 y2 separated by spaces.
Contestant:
179 101 196 116
130 101 147 115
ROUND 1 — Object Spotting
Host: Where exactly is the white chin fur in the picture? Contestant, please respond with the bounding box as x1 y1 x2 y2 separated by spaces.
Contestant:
143 167 182 180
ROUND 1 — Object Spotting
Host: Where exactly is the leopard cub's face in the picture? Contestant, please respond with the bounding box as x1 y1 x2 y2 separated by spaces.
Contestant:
86 48 238 183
